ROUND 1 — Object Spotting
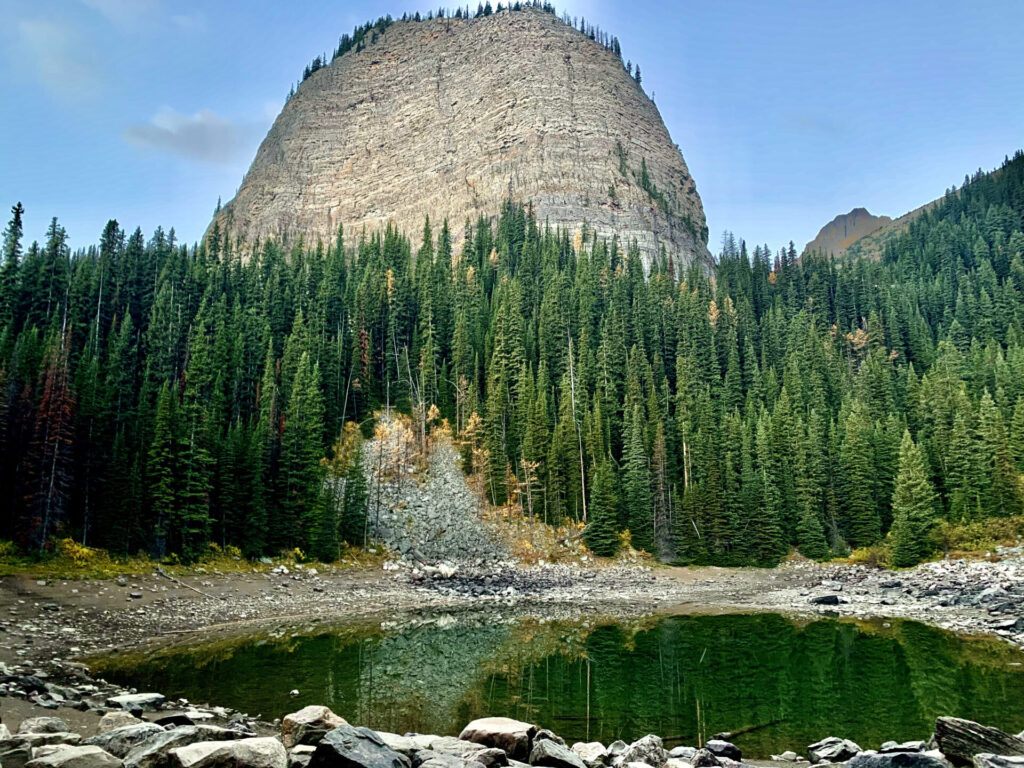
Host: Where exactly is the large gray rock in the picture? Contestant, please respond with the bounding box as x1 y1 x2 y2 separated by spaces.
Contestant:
26 745 122 768
1 739 35 768
281 707 348 749
169 738 287 768
703 742 739 763
935 718 1024 766
106 694 166 713
615 737 666 768
846 753 952 768
570 744 605 768
124 728 244 768
974 756 1024 768
667 749 695 761
460 719 536 762
530 740 586 768
689 751 719 768
289 746 316 768
419 756 465 768
308 726 410 768
19 719 73 735
98 715 145 735
85 725 166 759
470 749 509 768
374 736 417 757
880 744 928 755
807 738 862 763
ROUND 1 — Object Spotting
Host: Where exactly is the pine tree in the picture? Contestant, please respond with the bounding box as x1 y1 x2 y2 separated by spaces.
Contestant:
623 405 653 552
585 459 619 557
890 430 938 567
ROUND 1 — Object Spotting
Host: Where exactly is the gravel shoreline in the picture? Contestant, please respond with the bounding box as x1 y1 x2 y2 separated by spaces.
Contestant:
0 550 1022 666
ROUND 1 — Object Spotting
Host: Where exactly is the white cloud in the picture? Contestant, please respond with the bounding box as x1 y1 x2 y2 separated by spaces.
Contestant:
14 18 103 101
123 107 251 165
170 12 207 34
80 0 158 29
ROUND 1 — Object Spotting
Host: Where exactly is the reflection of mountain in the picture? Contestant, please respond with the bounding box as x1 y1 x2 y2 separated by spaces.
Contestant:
96 613 1024 757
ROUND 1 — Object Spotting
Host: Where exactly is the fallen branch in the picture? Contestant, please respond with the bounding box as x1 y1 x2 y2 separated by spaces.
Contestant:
155 566 221 599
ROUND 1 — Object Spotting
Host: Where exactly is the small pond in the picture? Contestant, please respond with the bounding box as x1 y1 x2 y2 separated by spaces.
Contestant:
91 611 1024 758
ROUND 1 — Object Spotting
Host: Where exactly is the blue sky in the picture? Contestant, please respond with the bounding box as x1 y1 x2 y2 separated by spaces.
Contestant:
2 0 1023 254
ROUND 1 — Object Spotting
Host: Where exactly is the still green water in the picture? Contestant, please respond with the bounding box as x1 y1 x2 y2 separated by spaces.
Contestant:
92 612 1024 757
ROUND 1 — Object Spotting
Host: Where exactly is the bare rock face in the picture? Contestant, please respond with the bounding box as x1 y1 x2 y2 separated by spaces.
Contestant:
214 8 710 270
804 207 892 257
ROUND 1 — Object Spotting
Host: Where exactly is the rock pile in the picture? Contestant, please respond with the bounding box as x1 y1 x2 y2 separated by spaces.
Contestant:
366 437 508 566
792 548 1024 648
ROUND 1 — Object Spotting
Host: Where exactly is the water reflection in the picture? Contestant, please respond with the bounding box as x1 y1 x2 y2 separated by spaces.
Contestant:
93 612 1024 757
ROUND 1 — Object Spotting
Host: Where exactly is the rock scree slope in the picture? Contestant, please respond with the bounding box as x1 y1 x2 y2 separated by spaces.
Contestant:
213 7 711 270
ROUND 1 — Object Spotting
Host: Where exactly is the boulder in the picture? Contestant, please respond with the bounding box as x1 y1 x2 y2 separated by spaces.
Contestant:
530 740 586 768
667 750 695 762
308 726 411 768
535 733 566 748
85 725 167 759
570 744 605 768
807 738 862 763
664 761 691 768
689 751 719 768
281 707 348 749
168 738 287 768
880 744 928 755
419 756 465 768
615 737 666 768
374 735 417 757
935 718 1024 766
125 727 245 768
460 720 537 762
25 745 122 768
106 695 166 713
289 746 316 768
846 752 952 768
98 715 145 735
974 756 1024 768
704 742 740 762
19 719 73 735
470 749 509 768
810 596 841 606
1 740 35 768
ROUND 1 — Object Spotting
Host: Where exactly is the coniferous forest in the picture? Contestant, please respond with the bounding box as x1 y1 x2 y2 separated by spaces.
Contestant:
2 152 1024 566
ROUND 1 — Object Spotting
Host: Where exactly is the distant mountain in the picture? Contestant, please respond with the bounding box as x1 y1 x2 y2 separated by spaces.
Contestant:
803 208 891 257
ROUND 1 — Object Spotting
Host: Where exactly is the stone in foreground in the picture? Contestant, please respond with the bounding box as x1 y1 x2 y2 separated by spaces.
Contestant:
106 694 166 712
935 718 1024 766
846 752 952 768
530 739 586 768
98 715 145 735
26 745 122 768
124 727 244 768
974 756 1024 768
703 741 740 762
617 736 667 768
460 718 537 762
808 738 862 763
308 725 410 768
169 737 287 768
570 744 605 768
282 707 348 749
18 719 72 735
85 725 166 759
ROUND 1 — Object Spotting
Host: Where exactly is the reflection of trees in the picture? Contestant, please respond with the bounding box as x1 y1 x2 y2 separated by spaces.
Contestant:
101 614 1024 757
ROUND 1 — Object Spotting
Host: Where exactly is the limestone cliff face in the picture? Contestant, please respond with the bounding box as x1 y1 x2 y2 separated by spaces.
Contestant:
804 208 892 257
214 8 711 269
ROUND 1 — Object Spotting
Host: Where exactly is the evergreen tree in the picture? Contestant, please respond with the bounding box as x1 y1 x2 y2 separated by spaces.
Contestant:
890 430 938 567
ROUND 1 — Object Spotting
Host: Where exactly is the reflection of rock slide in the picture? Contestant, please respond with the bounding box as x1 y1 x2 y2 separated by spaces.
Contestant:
352 614 514 734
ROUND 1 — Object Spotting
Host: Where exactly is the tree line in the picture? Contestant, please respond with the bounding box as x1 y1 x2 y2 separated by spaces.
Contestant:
2 151 1024 565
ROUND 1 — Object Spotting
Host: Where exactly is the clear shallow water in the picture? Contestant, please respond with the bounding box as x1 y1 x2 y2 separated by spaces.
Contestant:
92 611 1024 758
